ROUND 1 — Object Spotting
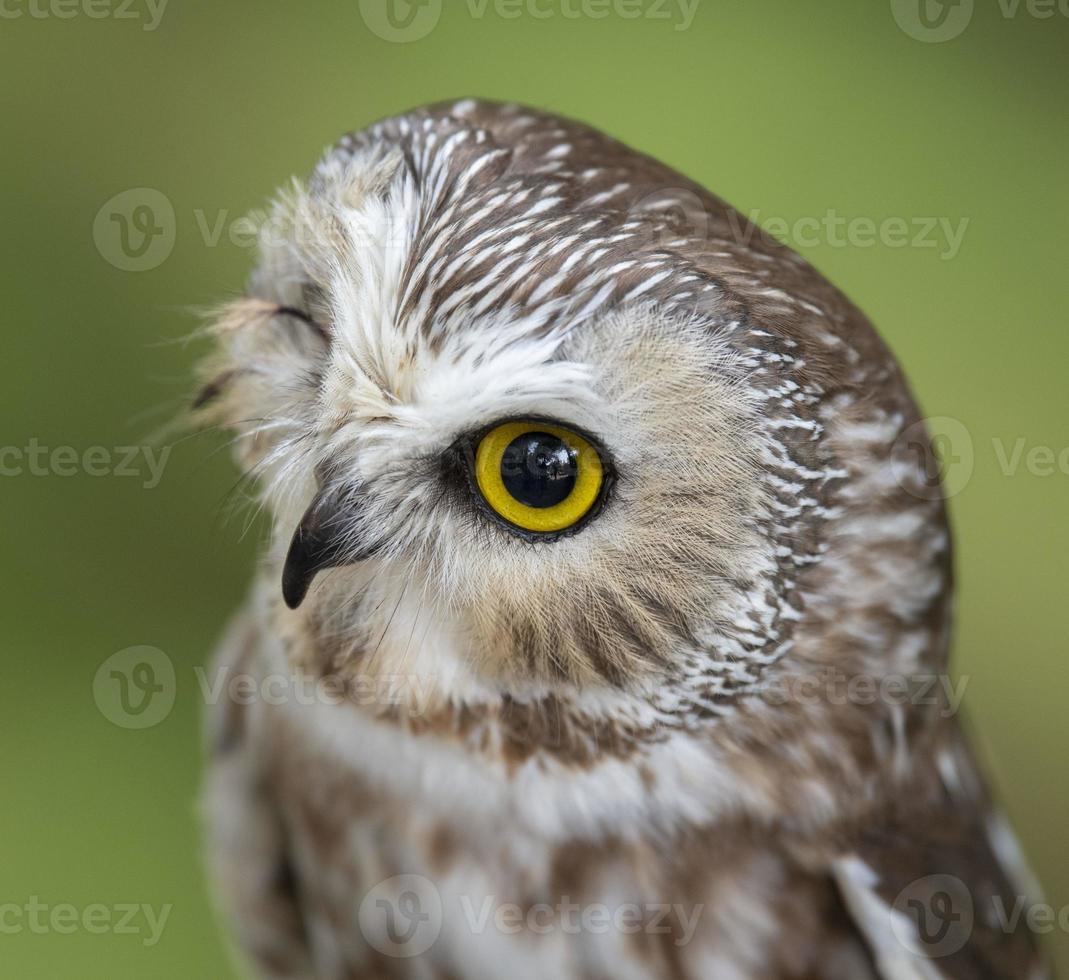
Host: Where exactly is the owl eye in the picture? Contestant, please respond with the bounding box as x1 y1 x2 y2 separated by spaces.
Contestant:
472 420 607 536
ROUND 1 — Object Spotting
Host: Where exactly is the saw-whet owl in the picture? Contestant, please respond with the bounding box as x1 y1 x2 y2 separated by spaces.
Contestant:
196 99 1050 979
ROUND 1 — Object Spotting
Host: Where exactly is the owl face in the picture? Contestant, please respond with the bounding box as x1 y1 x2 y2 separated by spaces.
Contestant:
199 101 944 715
276 284 769 688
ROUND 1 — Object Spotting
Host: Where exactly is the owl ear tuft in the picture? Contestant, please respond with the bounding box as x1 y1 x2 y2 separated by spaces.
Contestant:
206 297 284 335
339 146 405 209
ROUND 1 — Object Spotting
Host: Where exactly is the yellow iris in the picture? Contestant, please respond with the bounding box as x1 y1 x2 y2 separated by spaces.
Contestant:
474 420 604 534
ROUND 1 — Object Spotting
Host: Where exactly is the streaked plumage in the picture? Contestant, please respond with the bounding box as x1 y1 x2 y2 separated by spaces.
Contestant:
197 99 1049 979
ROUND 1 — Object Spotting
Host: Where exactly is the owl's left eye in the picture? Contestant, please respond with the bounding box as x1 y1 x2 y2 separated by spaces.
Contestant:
469 420 608 537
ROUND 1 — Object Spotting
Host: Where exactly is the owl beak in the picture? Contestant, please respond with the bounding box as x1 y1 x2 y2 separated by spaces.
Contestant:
281 485 373 610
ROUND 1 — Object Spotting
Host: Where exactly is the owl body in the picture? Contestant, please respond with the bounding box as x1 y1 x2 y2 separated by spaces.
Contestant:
199 100 1048 979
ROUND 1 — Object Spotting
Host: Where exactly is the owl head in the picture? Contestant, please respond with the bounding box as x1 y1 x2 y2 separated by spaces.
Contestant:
196 100 949 739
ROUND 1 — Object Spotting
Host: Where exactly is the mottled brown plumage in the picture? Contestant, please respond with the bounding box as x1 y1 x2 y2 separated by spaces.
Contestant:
198 100 1049 979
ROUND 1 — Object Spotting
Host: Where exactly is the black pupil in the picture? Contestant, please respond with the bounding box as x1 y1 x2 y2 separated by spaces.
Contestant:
500 431 578 509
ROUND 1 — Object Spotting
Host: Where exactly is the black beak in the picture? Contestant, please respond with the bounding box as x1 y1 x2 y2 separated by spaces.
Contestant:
281 484 373 610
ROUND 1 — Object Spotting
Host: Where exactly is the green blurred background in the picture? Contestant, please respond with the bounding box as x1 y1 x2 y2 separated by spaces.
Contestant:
2 0 1066 975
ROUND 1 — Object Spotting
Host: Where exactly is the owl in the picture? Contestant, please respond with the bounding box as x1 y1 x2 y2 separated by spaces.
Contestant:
196 100 1050 979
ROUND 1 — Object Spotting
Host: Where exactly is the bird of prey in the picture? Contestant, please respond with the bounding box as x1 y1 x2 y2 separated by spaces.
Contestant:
196 99 1049 979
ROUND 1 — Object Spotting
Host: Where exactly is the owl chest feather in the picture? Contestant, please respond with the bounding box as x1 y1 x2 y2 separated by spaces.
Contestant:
266 714 866 980
216 602 870 980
